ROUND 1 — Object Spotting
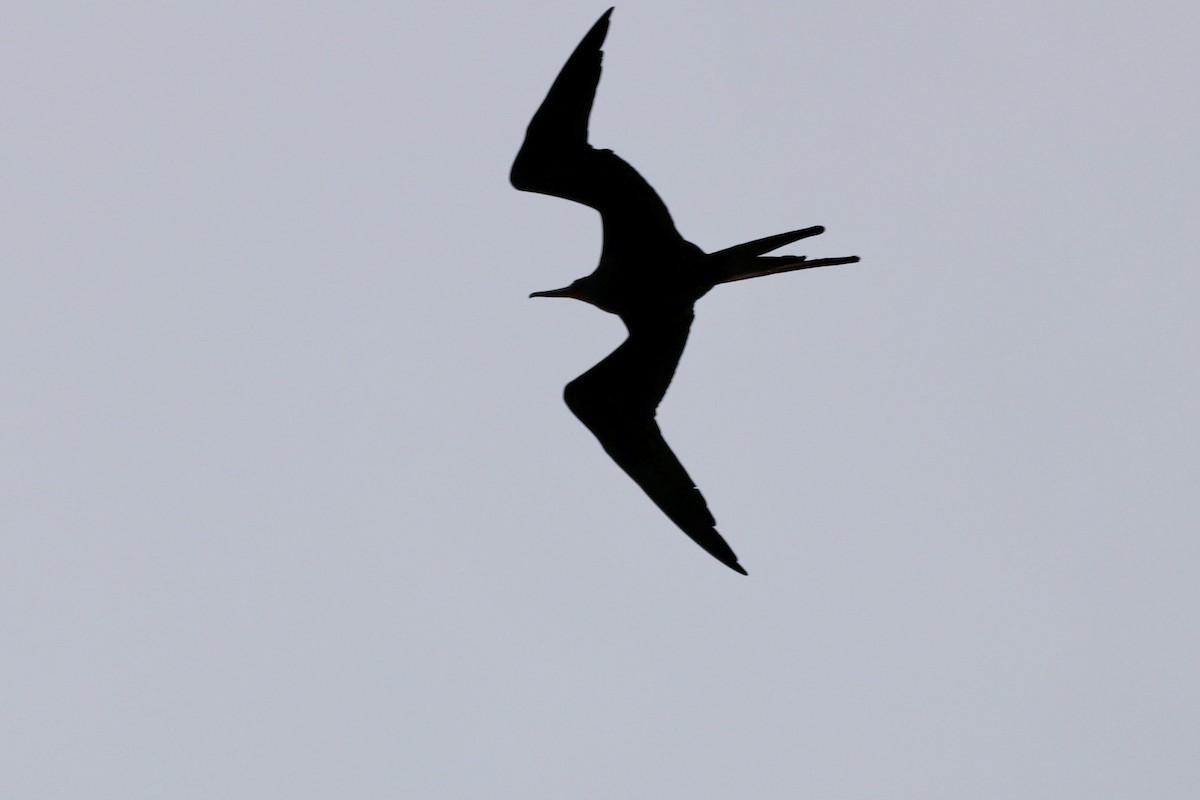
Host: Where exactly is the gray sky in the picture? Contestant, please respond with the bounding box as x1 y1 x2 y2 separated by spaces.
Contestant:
3 2 1198 797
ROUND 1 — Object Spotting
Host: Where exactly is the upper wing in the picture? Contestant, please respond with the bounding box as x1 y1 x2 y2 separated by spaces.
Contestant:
510 9 686 253
562 311 747 575
513 9 610 172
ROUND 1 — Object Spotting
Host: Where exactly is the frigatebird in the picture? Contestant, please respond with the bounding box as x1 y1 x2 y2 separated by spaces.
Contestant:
512 8 858 575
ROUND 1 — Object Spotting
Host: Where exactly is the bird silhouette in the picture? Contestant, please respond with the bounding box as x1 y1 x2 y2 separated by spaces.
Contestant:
512 8 858 575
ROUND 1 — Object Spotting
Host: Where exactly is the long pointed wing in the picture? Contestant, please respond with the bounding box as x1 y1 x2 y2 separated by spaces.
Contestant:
510 9 687 254
562 311 747 575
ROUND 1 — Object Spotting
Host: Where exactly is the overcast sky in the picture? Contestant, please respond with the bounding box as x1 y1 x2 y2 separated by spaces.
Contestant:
3 2 1198 798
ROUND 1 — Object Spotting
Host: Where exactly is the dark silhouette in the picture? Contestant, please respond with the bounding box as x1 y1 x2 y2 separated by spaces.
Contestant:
512 8 858 575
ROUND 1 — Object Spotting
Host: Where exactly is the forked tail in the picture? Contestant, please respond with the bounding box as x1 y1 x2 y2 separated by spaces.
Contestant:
705 226 860 285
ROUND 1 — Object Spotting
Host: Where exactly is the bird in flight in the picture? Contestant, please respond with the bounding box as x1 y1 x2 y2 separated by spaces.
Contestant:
512 8 858 575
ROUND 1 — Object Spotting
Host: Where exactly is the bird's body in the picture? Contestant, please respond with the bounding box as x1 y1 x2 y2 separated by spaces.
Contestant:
513 8 858 575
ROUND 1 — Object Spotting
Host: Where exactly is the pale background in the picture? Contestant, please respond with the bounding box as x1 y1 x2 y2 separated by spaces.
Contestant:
3 2 1197 797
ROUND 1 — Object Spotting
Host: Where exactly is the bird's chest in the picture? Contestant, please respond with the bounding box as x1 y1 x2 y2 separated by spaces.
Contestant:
588 267 704 317
590 247 707 313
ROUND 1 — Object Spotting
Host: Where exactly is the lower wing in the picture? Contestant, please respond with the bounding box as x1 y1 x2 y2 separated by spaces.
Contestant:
562 312 747 574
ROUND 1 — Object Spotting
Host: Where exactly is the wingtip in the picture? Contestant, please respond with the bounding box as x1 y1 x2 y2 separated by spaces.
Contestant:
729 562 749 576
580 8 613 51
